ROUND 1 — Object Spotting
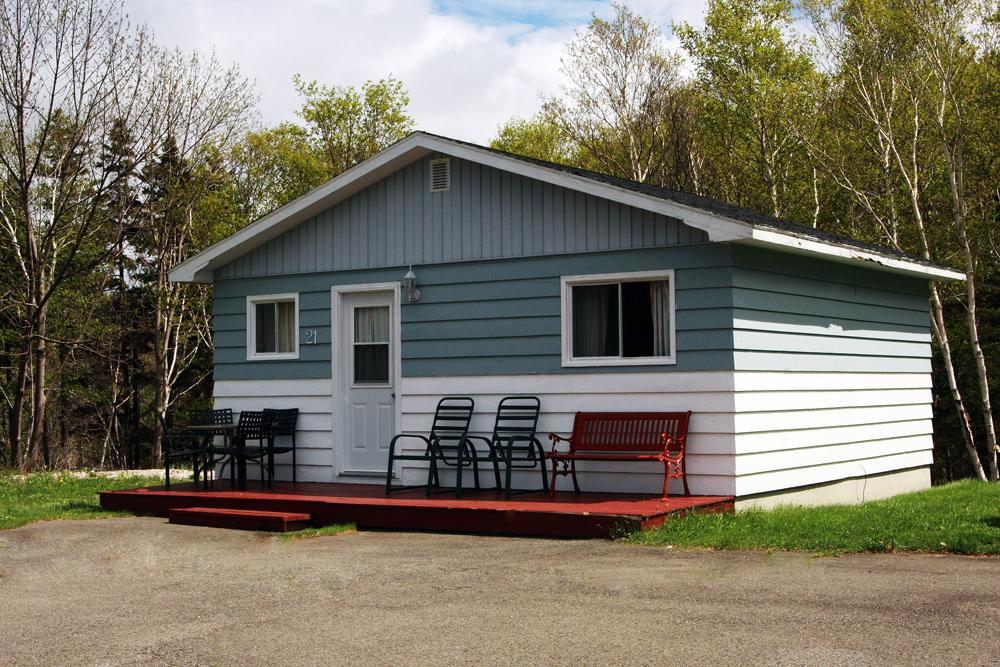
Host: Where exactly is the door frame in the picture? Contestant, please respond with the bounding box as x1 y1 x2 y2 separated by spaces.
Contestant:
330 282 402 482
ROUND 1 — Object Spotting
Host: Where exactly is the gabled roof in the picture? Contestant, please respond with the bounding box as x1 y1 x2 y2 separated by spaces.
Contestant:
170 131 964 283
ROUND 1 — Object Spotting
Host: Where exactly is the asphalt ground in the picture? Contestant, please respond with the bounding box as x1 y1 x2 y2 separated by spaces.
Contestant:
0 517 996 665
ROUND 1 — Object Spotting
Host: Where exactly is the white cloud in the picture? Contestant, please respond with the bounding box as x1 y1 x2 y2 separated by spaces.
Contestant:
124 0 709 143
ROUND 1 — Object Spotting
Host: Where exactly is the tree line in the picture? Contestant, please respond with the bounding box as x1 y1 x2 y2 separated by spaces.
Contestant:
492 0 1000 482
0 0 996 482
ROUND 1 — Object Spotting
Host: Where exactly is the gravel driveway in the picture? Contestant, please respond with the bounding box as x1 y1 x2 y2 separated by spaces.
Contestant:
0 517 997 665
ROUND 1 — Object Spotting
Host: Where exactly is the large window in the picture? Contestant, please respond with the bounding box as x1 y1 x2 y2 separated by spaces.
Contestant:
561 271 675 367
247 293 298 360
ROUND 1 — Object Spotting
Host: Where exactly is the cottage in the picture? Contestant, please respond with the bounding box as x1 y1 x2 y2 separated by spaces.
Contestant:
170 132 963 508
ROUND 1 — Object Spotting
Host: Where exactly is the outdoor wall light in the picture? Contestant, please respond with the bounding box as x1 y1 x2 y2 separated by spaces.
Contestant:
403 265 421 302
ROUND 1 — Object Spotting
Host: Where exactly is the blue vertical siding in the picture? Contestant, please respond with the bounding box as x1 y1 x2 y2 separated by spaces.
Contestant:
216 154 709 280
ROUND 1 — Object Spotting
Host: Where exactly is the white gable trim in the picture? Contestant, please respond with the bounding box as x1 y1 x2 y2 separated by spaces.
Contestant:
169 132 963 283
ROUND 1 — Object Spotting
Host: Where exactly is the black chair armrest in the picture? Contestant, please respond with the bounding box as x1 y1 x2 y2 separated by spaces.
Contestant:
389 432 433 454
464 434 495 450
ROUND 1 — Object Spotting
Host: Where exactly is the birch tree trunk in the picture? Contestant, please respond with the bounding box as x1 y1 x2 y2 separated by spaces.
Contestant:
800 2 993 480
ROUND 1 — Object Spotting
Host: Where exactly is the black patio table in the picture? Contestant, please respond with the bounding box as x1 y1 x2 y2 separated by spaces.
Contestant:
185 422 242 488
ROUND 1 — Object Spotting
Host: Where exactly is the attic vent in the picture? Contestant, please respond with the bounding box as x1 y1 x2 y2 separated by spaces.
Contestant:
429 158 451 192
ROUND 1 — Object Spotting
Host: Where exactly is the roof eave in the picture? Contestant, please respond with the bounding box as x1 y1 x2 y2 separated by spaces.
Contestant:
745 229 965 282
169 130 965 285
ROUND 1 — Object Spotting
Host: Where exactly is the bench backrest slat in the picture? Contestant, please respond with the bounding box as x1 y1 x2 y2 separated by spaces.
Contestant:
569 411 691 454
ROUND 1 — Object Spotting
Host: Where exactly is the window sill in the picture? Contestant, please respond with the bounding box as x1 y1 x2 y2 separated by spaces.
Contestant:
561 356 676 368
246 352 299 361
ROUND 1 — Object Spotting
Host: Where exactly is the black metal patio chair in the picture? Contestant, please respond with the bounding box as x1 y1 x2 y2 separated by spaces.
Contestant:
156 411 205 490
384 397 480 496
262 408 299 484
183 408 234 488
466 396 548 497
214 410 272 489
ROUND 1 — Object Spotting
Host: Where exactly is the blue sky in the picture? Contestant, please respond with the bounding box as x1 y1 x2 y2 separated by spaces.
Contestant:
431 0 607 29
125 0 707 143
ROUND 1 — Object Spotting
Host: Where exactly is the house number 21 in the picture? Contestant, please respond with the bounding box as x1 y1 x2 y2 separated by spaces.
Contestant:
303 329 318 345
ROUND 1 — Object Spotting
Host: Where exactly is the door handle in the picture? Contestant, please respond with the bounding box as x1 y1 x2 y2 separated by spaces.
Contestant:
391 392 396 398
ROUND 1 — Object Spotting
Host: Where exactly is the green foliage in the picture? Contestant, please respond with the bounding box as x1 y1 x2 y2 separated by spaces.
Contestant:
0 472 167 530
491 114 574 164
231 123 328 218
228 75 415 221
540 3 691 184
293 74 415 176
676 0 819 218
629 481 1000 555
489 0 1000 481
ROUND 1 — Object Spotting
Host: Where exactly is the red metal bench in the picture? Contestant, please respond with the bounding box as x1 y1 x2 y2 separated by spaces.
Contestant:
547 411 692 499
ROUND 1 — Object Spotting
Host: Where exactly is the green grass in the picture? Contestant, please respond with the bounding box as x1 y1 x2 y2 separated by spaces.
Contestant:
629 480 1000 555
0 471 166 530
277 523 356 540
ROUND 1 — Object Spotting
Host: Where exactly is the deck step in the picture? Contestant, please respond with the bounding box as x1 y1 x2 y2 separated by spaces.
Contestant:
168 507 311 532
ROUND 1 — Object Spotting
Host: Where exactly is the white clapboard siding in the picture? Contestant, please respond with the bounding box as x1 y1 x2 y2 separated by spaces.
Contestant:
736 418 933 454
214 379 333 483
733 352 931 373
735 434 932 475
398 371 738 496
734 388 932 413
734 403 932 434
735 450 933 497
213 368 935 498
731 371 934 496
732 371 931 392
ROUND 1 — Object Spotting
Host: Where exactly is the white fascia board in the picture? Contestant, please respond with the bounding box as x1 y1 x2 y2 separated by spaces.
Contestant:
168 134 434 283
745 229 965 282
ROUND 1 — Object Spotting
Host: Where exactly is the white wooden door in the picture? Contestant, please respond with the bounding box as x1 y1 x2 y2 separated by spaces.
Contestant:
340 291 396 475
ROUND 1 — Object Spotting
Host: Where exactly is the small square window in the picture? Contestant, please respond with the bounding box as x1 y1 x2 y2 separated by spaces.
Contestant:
353 305 390 384
247 294 298 360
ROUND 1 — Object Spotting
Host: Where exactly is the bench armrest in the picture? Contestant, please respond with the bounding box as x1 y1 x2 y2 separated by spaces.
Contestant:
548 432 573 454
660 434 686 459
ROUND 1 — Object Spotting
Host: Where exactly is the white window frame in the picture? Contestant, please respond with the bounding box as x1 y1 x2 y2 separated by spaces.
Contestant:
561 270 676 368
246 293 299 361
349 302 393 388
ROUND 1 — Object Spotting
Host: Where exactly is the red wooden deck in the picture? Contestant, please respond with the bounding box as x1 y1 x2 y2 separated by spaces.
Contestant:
100 482 734 539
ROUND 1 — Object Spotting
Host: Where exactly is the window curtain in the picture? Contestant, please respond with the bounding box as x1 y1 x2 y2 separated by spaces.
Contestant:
354 306 390 343
255 302 276 353
277 301 296 352
649 280 670 357
354 306 390 383
573 285 610 357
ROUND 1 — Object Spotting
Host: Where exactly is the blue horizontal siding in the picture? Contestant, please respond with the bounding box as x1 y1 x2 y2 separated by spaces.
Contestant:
211 243 935 382
212 245 737 381
730 246 932 372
